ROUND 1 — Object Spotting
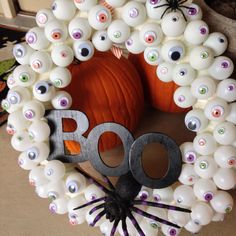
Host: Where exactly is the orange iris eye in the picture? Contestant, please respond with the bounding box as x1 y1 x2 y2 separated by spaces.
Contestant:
145 32 156 44
96 10 109 23
51 30 62 40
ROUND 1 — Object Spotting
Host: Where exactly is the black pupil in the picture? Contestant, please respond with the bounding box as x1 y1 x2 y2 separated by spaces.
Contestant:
219 38 224 43
37 85 47 94
81 48 90 57
171 51 181 61
188 122 197 130
101 36 106 40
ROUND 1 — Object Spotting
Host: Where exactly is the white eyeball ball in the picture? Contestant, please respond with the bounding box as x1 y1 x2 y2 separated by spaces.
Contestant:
161 40 185 64
25 27 50 50
22 100 45 121
178 164 199 185
122 1 146 27
208 56 234 80
216 79 236 102
173 185 196 207
184 3 203 21
227 103 236 124
49 197 69 214
210 191 234 214
203 32 228 56
33 81 56 102
191 202 214 226
28 120 50 143
213 122 236 145
152 187 173 203
174 86 197 108
51 44 74 67
213 168 236 190
204 98 229 122
137 220 158 236
193 133 217 156
11 130 33 151
144 46 162 66
212 212 225 222
180 142 199 164
161 12 186 37
185 109 209 132
139 23 163 47
29 166 49 187
184 220 202 234
156 62 174 82
50 67 72 88
214 145 236 168
26 142 50 163
161 224 181 236
168 208 190 227
146 0 168 20
92 30 112 52
100 221 113 236
184 20 209 45
44 160 66 181
51 0 76 21
35 184 49 198
44 20 68 43
84 184 105 202
190 76 216 100
73 0 97 11
13 43 34 65
66 172 86 195
47 181 65 200
13 65 36 87
7 74 17 89
30 51 53 74
125 30 145 54
189 46 214 70
172 63 197 86
144 207 167 229
107 19 130 44
105 0 126 7
194 156 218 179
88 5 112 30
36 9 55 28
73 40 94 61
18 151 38 170
69 17 92 41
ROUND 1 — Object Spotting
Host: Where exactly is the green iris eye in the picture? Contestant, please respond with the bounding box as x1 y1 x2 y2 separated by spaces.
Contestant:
200 160 208 169
201 52 209 59
113 31 121 38
54 79 62 87
19 73 29 82
198 86 208 95
218 128 225 135
148 52 158 62
150 222 158 229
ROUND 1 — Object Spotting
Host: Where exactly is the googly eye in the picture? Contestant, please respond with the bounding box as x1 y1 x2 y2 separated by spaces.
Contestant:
51 91 72 109
7 91 21 105
144 46 162 65
66 172 86 195
33 81 56 102
66 181 79 194
27 147 39 161
73 40 94 61
35 81 49 95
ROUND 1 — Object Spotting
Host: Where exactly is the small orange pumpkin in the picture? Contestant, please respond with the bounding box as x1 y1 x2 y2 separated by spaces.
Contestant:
129 53 189 113
64 52 144 153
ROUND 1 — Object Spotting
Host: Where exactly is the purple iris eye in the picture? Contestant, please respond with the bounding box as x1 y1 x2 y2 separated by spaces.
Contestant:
204 192 214 201
24 110 35 119
26 32 37 44
72 29 83 40
221 61 230 68
126 38 133 46
129 8 139 18
169 228 177 236
185 151 197 163
149 0 160 5
59 98 69 107
200 26 208 35
228 84 235 91
140 193 148 200
188 7 197 15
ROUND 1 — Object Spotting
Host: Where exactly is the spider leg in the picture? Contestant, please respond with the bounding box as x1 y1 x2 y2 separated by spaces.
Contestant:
127 210 145 236
102 174 115 190
122 216 129 236
90 210 106 227
75 167 111 195
133 200 191 213
177 8 188 21
161 6 171 19
178 0 188 5
131 206 181 229
89 203 105 215
73 197 106 210
110 219 119 236
153 3 169 9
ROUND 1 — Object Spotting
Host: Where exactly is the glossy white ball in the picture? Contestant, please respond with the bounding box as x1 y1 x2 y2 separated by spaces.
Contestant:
156 62 174 82
44 160 66 181
216 78 236 102
66 172 86 195
144 46 162 66
178 164 199 185
92 30 113 52
33 80 56 102
213 168 236 190
214 145 236 168
13 65 36 87
13 43 34 65
18 151 38 170
125 30 145 54
173 185 196 207
73 0 97 11
26 142 50 163
49 197 69 214
11 130 33 151
180 142 198 164
50 67 72 88
29 166 49 187
84 184 105 202
36 9 55 27
146 0 168 20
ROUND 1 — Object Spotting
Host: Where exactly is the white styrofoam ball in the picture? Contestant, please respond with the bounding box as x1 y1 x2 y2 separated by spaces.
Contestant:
168 208 190 227
29 166 49 187
107 19 130 44
73 0 97 11
190 76 216 99
30 51 53 74
213 168 236 190
180 142 199 164
51 0 76 21
178 164 199 185
28 120 50 142
184 3 202 21
203 32 228 56
216 79 236 102
139 23 163 47
210 191 234 214
152 186 173 203
146 0 168 20
65 172 86 196
36 9 55 27
73 40 94 61
204 98 229 122
184 220 202 234
161 40 185 63
11 130 33 151
214 145 236 168
13 65 36 87
25 27 50 50
212 212 225 222
44 160 66 181
88 5 112 30
156 62 174 82
184 20 209 45
190 202 214 226
17 151 38 170
13 43 34 65
144 207 167 229
193 133 217 156
68 17 92 41
208 56 234 80
105 0 126 7
50 67 72 88
92 30 112 52
84 184 105 202
161 12 186 37
172 63 196 86
194 156 218 179
35 184 49 198
26 142 50 163
144 46 163 66
33 80 56 102
189 46 214 70
226 103 236 124
49 197 69 214
125 30 145 54
7 74 17 89
122 1 147 27
51 44 74 67
184 109 209 132
45 20 68 43
173 185 196 207
173 86 197 108
47 181 65 200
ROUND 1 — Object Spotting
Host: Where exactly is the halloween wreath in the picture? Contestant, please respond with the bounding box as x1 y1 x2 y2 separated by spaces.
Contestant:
1 0 236 235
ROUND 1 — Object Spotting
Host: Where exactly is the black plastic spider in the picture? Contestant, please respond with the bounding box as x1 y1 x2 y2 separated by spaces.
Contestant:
74 167 191 236
154 0 194 21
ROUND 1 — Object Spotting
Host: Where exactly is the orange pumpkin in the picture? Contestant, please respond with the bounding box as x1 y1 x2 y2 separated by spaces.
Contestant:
64 52 144 153
129 53 189 113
